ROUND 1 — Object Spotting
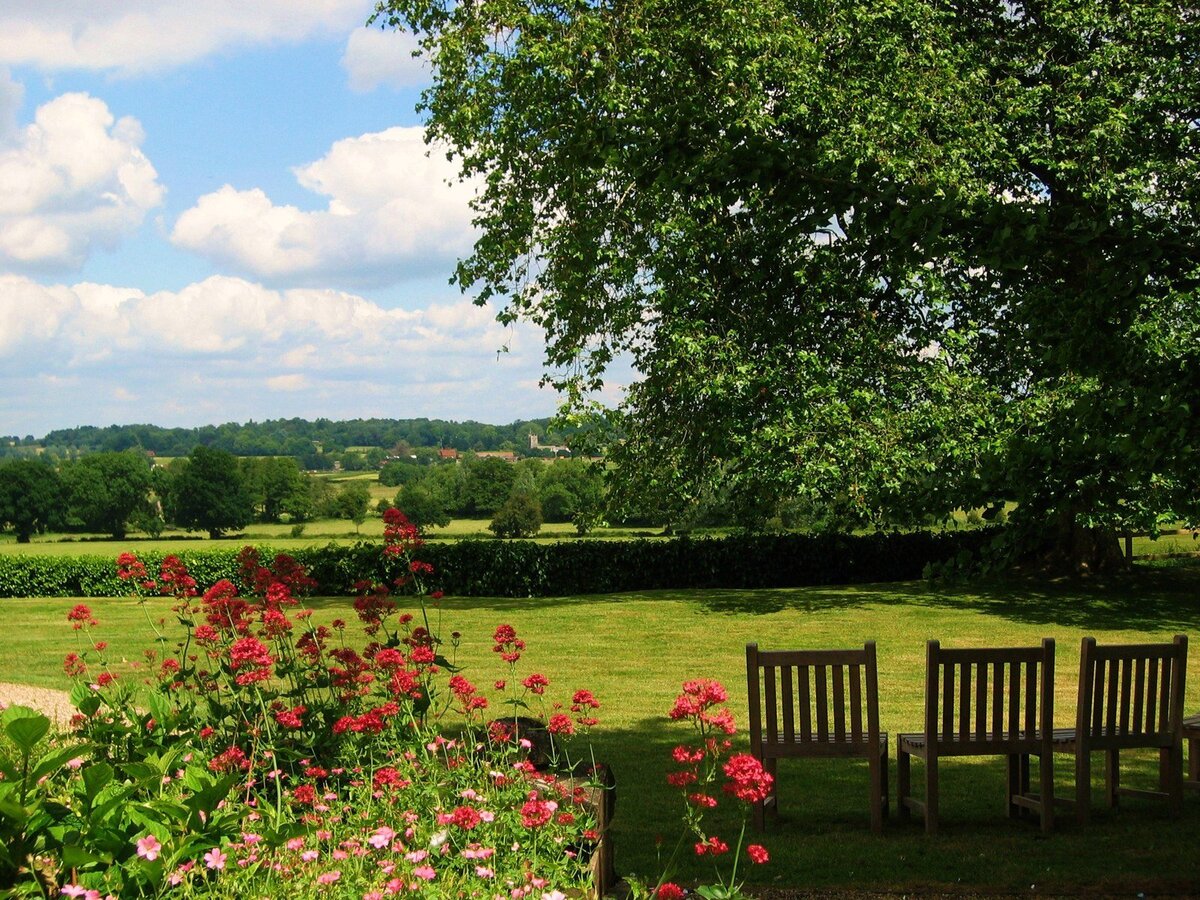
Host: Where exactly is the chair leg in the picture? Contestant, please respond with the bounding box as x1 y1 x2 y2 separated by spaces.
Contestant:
1076 750 1091 825
1166 744 1184 817
1104 749 1119 809
897 743 910 823
1006 755 1020 819
924 757 939 835
881 747 890 820
1038 751 1054 833
764 757 778 824
867 751 882 833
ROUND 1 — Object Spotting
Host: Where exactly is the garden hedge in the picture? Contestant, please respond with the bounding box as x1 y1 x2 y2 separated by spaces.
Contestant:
0 528 998 598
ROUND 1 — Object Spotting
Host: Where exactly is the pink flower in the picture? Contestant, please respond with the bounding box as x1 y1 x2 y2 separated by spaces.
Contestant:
412 865 437 881
316 870 341 885
204 848 227 870
368 826 395 849
136 834 161 861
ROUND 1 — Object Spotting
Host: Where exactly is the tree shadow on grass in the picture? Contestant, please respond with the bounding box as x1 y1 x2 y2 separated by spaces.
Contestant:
302 560 1200 630
585 715 1200 895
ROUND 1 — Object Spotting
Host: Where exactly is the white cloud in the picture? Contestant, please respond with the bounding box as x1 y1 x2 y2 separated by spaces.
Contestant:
0 273 559 432
0 92 163 271
341 26 429 92
171 126 475 286
0 1 372 74
0 69 22 141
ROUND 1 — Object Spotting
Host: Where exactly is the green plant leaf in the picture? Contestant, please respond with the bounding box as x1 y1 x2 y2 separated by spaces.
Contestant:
82 761 114 804
3 707 50 754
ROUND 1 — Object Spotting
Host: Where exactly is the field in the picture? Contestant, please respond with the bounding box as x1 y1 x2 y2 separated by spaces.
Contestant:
4 562 1200 893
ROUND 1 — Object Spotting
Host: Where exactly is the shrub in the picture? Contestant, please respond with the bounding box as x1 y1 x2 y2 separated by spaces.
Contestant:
489 491 543 539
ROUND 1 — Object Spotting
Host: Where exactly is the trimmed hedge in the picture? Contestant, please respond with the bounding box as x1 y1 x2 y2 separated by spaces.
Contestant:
0 529 997 598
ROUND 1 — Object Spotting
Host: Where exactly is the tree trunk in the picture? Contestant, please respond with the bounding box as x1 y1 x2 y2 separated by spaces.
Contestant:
1033 510 1129 575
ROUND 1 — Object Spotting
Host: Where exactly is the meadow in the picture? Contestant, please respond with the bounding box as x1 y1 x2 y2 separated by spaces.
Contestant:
4 560 1200 894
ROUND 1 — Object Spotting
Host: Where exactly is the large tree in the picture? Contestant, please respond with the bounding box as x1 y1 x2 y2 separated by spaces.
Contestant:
0 459 63 542
171 446 254 539
376 0 1200 569
61 451 153 539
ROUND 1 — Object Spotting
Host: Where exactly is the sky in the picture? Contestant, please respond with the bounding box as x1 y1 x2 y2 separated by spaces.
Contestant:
0 1 594 438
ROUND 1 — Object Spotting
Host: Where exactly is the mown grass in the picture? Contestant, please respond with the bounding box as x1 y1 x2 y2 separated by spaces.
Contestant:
3 565 1200 893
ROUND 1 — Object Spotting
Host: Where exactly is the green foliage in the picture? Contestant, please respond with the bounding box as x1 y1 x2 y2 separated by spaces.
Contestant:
376 0 1200 568
170 446 254 538
0 530 998 598
334 481 372 531
393 481 451 530
240 457 309 523
0 459 63 542
489 490 543 538
61 451 152 539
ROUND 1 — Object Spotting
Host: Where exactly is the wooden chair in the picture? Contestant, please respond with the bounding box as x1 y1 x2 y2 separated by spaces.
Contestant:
746 642 888 833
897 639 1056 834
1052 635 1188 823
1184 712 1200 792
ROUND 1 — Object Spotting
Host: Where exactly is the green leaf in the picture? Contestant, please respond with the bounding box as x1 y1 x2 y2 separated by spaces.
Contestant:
3 707 50 754
83 761 114 804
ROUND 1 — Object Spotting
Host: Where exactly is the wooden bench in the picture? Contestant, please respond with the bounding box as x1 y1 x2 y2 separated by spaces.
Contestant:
1185 712 1200 791
897 639 1056 834
746 642 888 832
1047 635 1188 823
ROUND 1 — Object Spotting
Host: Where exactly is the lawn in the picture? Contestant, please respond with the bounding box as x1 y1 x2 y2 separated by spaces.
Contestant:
3 565 1200 894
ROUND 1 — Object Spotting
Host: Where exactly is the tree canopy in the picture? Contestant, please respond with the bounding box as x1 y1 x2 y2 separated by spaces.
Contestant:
169 446 254 539
376 0 1200 566
0 459 62 543
61 451 152 539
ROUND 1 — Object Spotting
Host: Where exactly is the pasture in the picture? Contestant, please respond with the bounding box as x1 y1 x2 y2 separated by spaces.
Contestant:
4 562 1200 893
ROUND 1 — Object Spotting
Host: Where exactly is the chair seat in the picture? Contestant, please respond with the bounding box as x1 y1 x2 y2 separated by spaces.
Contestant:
898 730 1060 756
761 732 888 759
1184 713 1200 734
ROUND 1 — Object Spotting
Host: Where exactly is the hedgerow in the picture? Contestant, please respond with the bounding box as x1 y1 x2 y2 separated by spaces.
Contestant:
0 528 997 598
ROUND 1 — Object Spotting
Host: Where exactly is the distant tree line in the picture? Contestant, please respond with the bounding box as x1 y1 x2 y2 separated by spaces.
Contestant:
380 455 607 537
0 448 382 542
0 417 569 468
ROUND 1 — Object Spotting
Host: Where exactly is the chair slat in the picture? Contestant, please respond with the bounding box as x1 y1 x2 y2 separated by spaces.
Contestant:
974 663 986 740
1133 658 1146 734
1119 658 1133 734
1024 661 1036 739
956 663 968 740
799 665 812 742
833 665 847 741
992 661 1003 741
1090 661 1105 737
849 665 863 743
1105 659 1119 733
943 663 954 738
1008 660 1020 739
1147 657 1159 734
764 666 778 742
815 665 829 742
781 665 795 743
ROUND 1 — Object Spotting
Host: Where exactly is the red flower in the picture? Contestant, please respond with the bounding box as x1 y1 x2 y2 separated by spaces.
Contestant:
291 784 316 806
492 624 526 662
547 713 575 735
274 705 306 729
450 806 482 829
747 844 770 864
522 673 549 695
722 753 773 804
373 766 411 792
67 604 96 629
694 836 729 856
669 678 728 720
688 792 718 808
654 885 686 900
520 795 558 828
63 653 86 677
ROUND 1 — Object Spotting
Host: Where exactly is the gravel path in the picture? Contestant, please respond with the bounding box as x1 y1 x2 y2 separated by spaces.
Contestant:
0 681 75 726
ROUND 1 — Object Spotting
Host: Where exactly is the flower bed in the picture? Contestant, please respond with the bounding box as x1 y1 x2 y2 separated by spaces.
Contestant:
0 508 775 899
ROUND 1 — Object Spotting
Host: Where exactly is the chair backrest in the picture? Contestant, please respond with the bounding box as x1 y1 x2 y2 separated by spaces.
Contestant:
1075 634 1188 749
746 642 881 758
923 639 1055 756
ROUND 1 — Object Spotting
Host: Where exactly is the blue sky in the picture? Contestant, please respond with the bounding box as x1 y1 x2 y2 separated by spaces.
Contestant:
0 2 600 437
